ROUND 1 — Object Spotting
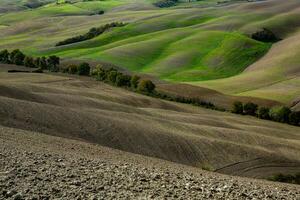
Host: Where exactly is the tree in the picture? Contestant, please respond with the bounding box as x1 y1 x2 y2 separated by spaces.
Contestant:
34 57 41 68
116 74 131 87
67 64 78 74
232 101 243 114
77 62 90 76
243 102 258 116
24 56 35 68
107 70 118 83
258 107 270 120
131 75 140 89
270 106 291 123
289 111 300 126
0 49 10 63
137 79 156 93
39 56 48 69
47 55 60 72
10 49 25 65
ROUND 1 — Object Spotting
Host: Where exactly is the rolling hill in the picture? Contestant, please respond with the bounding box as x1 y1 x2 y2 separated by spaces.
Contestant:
0 0 299 105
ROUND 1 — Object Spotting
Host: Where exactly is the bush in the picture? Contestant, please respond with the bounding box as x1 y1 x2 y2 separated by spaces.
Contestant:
232 101 243 114
10 49 25 65
67 64 78 74
268 173 300 185
24 56 35 68
258 107 270 119
77 62 90 76
130 75 140 89
251 28 279 43
138 80 156 93
0 49 10 63
289 111 300 126
92 66 107 81
39 56 48 70
243 102 258 116
107 70 118 83
47 55 60 72
116 74 131 87
270 106 291 123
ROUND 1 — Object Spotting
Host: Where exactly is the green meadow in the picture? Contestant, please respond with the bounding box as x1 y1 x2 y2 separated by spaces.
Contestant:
0 0 300 104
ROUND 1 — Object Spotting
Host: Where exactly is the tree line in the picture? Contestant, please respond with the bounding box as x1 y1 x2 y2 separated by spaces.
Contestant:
56 22 126 46
232 101 300 126
0 49 60 72
1 48 298 126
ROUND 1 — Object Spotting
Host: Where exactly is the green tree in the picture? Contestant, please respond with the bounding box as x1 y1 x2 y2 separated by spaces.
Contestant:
24 56 35 68
270 106 291 123
47 55 60 72
10 49 25 65
34 57 41 68
107 70 118 83
243 102 258 116
131 75 140 89
39 56 48 69
232 101 243 114
116 74 131 87
0 49 10 63
77 62 90 76
289 111 300 126
137 79 156 93
258 107 270 119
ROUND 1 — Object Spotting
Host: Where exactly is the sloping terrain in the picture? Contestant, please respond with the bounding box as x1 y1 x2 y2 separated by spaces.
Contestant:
0 67 299 178
1 125 299 199
0 0 299 105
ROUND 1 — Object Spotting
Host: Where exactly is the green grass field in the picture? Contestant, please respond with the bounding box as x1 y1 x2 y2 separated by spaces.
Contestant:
0 0 299 105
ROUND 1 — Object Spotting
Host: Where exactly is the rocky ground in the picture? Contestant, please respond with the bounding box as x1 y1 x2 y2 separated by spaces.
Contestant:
0 126 299 200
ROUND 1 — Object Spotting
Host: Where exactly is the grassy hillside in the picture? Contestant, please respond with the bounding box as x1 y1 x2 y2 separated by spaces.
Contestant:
0 67 299 178
0 0 299 104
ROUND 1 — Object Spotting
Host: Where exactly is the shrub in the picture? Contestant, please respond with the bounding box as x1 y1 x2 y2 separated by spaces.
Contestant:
268 173 300 185
67 64 78 74
251 28 279 43
289 111 300 126
92 66 107 81
77 62 91 76
232 101 243 114
130 75 140 89
39 56 48 70
243 102 258 116
47 55 60 72
116 74 131 87
270 106 291 123
138 80 156 93
10 49 25 65
258 107 270 119
0 49 10 63
107 70 118 83
24 56 35 68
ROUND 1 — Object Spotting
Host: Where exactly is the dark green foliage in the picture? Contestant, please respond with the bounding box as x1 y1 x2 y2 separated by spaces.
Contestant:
116 74 131 87
24 56 35 68
56 22 126 46
243 102 258 116
154 0 178 7
289 111 300 126
258 107 270 119
39 56 48 69
270 106 291 123
107 70 118 83
47 55 60 72
67 64 78 74
268 173 300 185
232 101 243 114
0 49 10 63
251 28 280 43
138 80 156 93
77 62 90 76
130 75 140 89
10 49 25 65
